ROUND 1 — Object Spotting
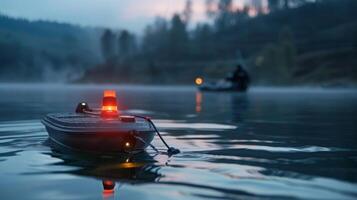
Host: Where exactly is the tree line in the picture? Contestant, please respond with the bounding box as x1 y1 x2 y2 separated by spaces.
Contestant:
100 0 320 63
90 0 357 85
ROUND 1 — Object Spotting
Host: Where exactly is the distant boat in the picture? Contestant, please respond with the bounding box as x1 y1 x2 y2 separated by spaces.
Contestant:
195 77 249 92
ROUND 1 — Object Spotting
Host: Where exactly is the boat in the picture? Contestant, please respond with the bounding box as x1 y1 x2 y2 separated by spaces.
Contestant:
42 90 158 153
42 113 156 153
195 77 248 92
198 84 248 92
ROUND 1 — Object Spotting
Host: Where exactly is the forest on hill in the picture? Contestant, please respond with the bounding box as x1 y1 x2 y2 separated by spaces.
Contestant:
81 0 357 86
1 0 356 86
0 15 100 82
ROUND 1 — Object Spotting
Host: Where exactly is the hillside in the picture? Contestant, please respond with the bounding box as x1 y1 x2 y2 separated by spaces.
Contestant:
0 15 101 82
79 0 357 86
1 0 356 86
207 0 357 85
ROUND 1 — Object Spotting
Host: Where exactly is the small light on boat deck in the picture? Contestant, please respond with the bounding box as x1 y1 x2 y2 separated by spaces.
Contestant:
125 142 130 147
195 77 203 85
101 90 119 118
76 102 90 113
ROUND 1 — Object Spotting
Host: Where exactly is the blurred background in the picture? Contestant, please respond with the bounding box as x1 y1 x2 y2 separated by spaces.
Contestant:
0 0 356 86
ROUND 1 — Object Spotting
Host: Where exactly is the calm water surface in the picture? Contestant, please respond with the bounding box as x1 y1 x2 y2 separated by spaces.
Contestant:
0 84 357 200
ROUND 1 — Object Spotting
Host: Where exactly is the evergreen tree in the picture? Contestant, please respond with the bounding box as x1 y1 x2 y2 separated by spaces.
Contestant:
101 29 116 63
193 23 213 59
205 0 217 18
118 30 136 60
215 0 233 31
168 14 189 61
142 17 169 59
279 27 296 73
268 0 280 12
182 0 193 23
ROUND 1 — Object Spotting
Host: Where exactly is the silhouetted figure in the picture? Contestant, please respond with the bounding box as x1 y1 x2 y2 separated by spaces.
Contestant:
226 65 250 91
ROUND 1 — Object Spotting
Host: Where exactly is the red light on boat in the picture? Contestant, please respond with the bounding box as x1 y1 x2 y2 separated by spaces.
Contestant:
101 90 119 118
104 90 116 97
102 105 117 112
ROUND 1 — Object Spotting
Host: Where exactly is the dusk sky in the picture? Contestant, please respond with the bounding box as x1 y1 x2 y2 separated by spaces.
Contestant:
0 0 266 33
0 0 211 33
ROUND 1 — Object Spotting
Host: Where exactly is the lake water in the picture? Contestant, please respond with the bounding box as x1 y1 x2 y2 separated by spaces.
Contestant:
0 84 357 200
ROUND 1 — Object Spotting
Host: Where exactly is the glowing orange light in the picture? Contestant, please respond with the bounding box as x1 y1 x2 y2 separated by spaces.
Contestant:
101 90 118 118
104 90 116 97
102 105 117 111
195 77 203 85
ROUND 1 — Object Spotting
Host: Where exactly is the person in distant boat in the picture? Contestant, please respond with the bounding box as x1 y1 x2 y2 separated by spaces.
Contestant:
226 64 250 91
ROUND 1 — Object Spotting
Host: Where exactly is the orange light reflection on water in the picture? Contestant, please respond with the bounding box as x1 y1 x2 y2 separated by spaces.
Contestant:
195 91 202 113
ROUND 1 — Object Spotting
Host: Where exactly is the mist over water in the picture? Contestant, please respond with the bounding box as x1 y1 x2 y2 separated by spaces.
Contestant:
0 84 357 199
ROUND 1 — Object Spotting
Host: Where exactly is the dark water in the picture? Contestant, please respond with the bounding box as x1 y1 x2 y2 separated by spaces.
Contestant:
1 84 357 200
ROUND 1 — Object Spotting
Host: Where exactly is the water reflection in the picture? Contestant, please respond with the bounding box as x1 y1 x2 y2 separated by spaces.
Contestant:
230 93 249 123
1 86 357 199
45 139 161 197
195 91 202 113
102 180 116 199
